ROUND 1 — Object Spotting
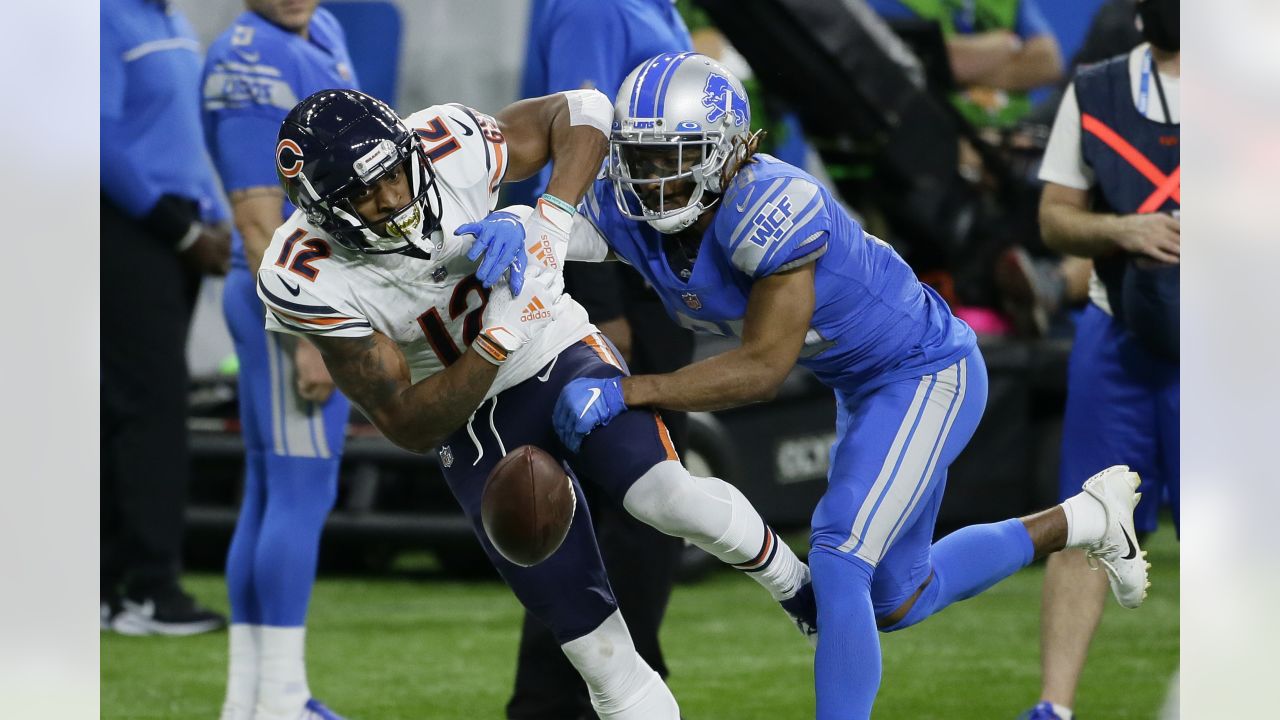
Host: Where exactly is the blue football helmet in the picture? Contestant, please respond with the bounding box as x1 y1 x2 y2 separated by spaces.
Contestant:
277 89 443 256
609 53 755 234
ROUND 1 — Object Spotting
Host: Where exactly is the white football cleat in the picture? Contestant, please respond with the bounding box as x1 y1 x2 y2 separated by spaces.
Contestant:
1081 465 1151 609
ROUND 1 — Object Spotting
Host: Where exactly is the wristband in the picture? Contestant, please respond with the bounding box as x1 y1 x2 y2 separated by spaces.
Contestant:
473 326 525 365
176 221 203 252
539 193 578 217
142 193 200 247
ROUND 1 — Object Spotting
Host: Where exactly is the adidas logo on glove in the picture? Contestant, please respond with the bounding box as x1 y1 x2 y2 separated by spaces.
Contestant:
528 237 559 271
520 296 551 322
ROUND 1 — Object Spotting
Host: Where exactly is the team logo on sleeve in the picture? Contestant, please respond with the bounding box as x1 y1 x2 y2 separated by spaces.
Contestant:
701 74 748 126
276 138 304 178
682 292 702 311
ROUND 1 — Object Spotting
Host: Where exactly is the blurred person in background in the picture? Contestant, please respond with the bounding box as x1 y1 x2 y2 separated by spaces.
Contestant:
1025 0 1144 128
201 1 358 718
866 0 1064 130
997 0 1145 339
1020 0 1180 718
507 2 696 718
101 0 231 637
555 53 1152 720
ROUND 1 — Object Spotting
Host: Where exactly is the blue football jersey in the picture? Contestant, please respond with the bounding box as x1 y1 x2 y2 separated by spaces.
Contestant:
582 154 975 394
201 9 359 271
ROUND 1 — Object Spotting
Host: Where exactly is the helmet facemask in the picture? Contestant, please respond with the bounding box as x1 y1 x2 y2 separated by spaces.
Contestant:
302 135 444 257
609 131 729 235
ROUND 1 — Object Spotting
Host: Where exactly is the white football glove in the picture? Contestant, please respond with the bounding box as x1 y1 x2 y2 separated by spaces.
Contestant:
521 195 575 275
472 250 567 365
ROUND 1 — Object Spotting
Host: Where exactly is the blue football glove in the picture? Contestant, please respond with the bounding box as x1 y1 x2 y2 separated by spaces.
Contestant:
455 210 526 294
553 376 627 453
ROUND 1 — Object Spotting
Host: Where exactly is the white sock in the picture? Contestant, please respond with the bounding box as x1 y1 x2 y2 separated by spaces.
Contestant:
254 626 310 720
1061 491 1108 549
219 624 260 720
1049 702 1074 720
623 461 808 600
560 610 680 720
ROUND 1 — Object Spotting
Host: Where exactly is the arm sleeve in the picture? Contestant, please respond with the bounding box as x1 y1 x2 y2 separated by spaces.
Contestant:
543 1 627 94
567 212 610 262
212 113 288 192
258 266 373 338
1037 82 1093 190
200 169 231 225
716 176 831 279
100 19 125 121
99 22 161 217
562 180 624 319
1014 0 1054 40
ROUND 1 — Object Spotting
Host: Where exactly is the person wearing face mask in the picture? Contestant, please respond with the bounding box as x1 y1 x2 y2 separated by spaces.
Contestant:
1019 1 1180 718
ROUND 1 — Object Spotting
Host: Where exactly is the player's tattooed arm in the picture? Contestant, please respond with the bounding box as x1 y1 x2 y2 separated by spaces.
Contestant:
622 264 816 412
309 330 500 453
495 92 609 204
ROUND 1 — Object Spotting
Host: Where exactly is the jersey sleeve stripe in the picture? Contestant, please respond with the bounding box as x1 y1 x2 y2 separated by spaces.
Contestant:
726 177 788 244
270 309 370 334
257 276 340 315
272 310 363 327
451 104 492 175
489 138 506 193
775 241 829 273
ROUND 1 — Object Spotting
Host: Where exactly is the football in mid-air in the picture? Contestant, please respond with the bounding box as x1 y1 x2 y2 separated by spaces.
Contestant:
481 445 576 567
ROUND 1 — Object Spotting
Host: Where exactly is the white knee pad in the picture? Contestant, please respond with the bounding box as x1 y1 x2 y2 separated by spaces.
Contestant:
560 610 680 720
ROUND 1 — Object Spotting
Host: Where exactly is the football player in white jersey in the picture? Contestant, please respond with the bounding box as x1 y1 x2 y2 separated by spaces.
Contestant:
258 89 811 719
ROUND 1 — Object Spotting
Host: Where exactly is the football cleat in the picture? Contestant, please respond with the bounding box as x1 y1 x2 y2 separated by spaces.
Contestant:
111 587 226 636
778 580 818 647
1017 701 1073 720
302 698 347 720
1081 465 1151 609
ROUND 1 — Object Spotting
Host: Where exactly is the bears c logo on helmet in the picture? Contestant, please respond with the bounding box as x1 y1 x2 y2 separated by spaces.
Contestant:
276 138 304 178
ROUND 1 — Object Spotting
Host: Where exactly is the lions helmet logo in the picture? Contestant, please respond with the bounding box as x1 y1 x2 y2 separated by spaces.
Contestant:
701 74 747 127
276 138 305 178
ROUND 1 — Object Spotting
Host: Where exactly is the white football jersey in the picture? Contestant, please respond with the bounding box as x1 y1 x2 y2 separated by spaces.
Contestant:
257 103 600 399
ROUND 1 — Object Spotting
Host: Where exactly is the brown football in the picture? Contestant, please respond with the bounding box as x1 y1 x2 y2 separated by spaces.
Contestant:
481 445 576 567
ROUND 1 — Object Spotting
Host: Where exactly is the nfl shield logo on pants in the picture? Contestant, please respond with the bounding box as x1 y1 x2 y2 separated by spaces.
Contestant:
439 445 454 468
682 292 702 311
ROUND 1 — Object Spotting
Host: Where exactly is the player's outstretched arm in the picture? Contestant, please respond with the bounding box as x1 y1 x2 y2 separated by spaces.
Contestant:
553 264 815 450
309 330 499 454
495 90 611 204
622 264 816 411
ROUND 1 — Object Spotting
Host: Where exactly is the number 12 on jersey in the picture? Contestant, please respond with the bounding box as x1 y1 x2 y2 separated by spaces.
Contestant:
416 275 489 366
274 228 331 281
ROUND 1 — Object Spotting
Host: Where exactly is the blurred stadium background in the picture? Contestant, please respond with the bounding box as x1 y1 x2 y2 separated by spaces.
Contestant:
101 0 1182 718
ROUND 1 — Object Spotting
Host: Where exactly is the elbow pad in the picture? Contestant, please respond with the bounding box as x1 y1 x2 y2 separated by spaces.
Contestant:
560 89 612 137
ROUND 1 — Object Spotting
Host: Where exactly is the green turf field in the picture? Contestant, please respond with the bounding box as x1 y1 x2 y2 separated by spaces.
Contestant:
102 526 1178 719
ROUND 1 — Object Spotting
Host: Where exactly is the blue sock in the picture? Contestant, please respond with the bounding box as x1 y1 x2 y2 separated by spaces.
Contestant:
254 454 340 627
811 547 880 720
884 518 1034 632
226 450 267 625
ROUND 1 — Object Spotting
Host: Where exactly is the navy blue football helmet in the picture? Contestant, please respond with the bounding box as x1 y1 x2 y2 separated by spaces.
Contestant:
276 89 442 255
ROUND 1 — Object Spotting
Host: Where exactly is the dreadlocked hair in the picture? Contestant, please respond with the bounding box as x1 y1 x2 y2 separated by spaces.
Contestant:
719 129 766 191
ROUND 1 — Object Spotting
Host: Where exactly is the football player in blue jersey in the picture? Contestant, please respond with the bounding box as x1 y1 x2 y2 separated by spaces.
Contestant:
553 53 1152 720
201 2 359 718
